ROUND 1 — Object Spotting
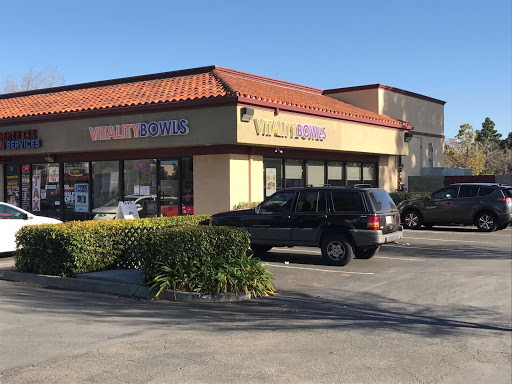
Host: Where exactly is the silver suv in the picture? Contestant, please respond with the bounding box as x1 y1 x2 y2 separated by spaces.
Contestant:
398 183 512 232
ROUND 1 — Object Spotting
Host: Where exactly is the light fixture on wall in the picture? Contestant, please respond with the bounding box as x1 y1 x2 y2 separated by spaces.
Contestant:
44 154 55 162
404 131 413 142
241 107 255 122
274 147 283 154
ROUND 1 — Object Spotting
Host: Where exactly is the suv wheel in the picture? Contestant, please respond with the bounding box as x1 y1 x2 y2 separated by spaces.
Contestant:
355 246 380 259
475 212 498 232
403 210 422 229
250 245 273 254
321 235 354 266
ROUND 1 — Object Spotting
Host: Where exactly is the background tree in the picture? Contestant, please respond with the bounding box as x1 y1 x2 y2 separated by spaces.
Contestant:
444 123 486 174
1 66 65 93
500 132 512 150
475 117 502 148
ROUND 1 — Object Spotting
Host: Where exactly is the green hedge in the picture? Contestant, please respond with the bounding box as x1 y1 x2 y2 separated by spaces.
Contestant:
14 215 210 276
389 191 431 205
141 226 275 297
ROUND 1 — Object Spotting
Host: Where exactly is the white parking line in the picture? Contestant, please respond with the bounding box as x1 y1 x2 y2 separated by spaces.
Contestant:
404 230 511 237
403 236 510 244
376 256 423 261
267 263 374 274
383 244 503 254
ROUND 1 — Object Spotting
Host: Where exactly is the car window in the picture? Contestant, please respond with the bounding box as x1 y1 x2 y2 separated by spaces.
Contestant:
458 186 479 198
260 191 296 213
331 191 365 212
503 189 512 198
368 190 397 212
0 205 25 219
431 187 457 199
296 191 317 212
478 187 494 196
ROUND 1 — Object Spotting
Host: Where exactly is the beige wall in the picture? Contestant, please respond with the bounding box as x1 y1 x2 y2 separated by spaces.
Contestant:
378 155 398 191
326 89 380 114
237 107 409 156
0 105 238 158
193 153 264 215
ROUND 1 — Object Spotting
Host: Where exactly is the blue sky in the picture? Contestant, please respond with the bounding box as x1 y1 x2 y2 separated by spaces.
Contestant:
1 0 510 139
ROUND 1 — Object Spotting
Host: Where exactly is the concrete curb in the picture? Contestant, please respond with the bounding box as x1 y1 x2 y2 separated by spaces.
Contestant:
0 271 251 302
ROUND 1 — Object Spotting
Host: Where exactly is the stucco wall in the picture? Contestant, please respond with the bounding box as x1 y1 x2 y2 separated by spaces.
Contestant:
237 107 409 156
325 88 380 114
378 155 398 192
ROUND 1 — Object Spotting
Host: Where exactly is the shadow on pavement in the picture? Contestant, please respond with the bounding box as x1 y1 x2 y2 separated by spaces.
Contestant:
1 280 510 339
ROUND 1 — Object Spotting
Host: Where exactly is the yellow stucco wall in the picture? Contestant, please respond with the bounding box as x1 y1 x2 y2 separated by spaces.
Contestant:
193 153 265 215
378 155 398 191
326 89 380 114
236 107 409 156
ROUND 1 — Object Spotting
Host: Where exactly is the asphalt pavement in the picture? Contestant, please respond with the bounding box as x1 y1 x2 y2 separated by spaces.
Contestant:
0 226 511 383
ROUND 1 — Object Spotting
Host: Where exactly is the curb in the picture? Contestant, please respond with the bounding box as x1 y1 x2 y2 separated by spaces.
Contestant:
0 271 251 302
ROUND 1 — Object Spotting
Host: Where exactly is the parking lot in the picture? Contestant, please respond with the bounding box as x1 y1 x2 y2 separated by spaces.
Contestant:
0 226 511 383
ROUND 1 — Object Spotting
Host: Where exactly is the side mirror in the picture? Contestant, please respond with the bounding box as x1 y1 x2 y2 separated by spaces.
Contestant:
255 205 260 214
21 213 29 220
426 196 432 200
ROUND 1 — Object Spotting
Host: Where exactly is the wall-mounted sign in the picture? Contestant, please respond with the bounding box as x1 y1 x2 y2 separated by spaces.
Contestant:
32 172 41 211
254 119 327 141
48 166 59 183
89 119 189 142
0 129 42 150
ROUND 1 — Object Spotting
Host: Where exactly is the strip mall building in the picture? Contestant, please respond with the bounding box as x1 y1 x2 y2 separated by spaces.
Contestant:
0 66 445 221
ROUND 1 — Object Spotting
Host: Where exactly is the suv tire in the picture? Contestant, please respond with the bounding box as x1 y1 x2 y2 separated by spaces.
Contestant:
321 235 354 266
251 245 273 254
355 245 380 259
475 212 498 232
403 209 423 229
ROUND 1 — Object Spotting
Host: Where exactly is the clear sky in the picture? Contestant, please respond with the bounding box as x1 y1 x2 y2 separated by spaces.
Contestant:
1 0 510 139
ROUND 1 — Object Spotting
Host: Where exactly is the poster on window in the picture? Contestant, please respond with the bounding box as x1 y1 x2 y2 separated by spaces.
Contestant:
266 168 277 197
74 184 89 213
32 172 41 211
48 166 59 183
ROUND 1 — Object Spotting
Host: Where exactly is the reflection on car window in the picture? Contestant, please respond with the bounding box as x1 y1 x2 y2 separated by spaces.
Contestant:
458 186 478 198
296 191 319 212
260 191 296 213
331 191 365 212
478 187 494 197
0 205 24 219
431 187 457 199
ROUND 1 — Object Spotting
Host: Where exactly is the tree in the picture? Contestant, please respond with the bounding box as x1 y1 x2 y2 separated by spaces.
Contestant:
500 132 512 150
475 117 502 147
444 123 486 174
1 67 65 94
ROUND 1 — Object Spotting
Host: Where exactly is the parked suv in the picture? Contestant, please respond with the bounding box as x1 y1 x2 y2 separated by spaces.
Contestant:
210 186 403 266
398 183 512 232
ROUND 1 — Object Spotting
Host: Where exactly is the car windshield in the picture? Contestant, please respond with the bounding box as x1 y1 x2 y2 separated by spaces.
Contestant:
368 190 397 212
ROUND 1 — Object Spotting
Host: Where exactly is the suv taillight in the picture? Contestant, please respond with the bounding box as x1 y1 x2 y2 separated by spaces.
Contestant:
498 198 512 203
367 216 380 230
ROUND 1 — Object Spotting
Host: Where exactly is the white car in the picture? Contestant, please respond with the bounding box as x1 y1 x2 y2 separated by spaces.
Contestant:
0 202 62 253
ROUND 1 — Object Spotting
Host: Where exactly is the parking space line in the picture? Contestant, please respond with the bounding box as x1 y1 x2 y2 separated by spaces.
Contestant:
403 236 508 244
267 263 374 274
383 244 503 254
376 256 423 261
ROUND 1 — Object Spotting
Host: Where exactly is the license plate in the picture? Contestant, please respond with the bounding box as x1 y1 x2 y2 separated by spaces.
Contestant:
386 215 394 225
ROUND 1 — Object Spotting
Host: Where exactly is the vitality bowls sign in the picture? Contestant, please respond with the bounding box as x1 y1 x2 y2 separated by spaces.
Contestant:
89 119 189 141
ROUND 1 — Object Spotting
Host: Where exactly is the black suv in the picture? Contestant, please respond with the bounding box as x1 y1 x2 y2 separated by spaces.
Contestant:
398 183 512 232
210 186 403 266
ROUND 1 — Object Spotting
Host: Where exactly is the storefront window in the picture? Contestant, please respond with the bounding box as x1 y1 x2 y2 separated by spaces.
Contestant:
63 162 90 221
160 159 179 216
32 163 61 219
362 163 377 187
181 157 194 215
5 165 20 206
263 158 283 197
92 161 119 210
124 159 158 218
346 162 362 186
306 161 325 187
285 159 304 188
327 161 345 186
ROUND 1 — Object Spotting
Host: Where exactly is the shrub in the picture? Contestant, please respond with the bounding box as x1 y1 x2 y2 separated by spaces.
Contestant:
389 191 431 205
141 226 275 298
14 215 210 276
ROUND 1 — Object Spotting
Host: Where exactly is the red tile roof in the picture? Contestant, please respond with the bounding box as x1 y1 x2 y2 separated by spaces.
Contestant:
0 66 410 128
